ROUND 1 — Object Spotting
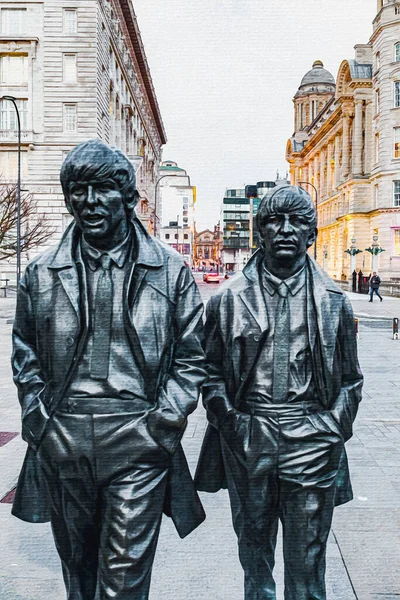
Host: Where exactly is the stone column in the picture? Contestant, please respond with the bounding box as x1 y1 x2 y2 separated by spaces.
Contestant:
353 99 364 176
308 159 314 186
327 142 334 194
334 135 341 188
371 234 380 272
320 149 326 199
342 114 352 179
364 99 373 174
314 154 320 199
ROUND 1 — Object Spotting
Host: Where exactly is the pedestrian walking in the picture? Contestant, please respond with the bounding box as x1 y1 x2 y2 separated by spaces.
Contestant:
369 271 383 302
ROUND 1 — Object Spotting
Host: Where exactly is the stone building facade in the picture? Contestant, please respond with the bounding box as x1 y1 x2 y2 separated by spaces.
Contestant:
194 228 214 270
286 0 400 281
0 0 166 280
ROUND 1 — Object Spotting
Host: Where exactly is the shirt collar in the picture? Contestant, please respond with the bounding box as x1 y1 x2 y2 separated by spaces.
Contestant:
262 264 306 297
80 231 132 270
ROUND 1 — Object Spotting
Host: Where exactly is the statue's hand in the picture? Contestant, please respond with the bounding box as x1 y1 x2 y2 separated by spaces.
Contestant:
21 403 50 452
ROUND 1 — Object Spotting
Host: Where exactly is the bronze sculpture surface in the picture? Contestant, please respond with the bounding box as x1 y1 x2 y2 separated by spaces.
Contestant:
195 185 363 600
11 139 207 600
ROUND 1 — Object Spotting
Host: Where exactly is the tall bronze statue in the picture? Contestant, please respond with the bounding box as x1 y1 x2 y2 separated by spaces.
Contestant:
11 140 206 600
195 186 363 600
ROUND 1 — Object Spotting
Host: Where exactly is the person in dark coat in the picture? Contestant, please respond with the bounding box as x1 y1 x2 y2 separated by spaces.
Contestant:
195 186 363 600
369 271 383 302
11 140 207 600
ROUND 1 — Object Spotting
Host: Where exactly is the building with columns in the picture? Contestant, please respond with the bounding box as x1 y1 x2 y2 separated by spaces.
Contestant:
0 0 166 281
286 0 400 281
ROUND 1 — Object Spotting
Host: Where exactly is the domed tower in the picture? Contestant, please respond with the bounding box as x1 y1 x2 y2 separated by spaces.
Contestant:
293 60 336 140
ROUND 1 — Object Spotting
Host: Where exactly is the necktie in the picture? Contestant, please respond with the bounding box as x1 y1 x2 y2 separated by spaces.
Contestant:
90 254 113 380
272 282 290 403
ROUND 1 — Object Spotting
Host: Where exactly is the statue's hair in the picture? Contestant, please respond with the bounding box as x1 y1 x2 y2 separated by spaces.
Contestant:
60 139 138 217
256 185 318 232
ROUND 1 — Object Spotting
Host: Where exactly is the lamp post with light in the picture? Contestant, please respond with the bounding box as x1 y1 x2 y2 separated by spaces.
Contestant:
1 95 21 284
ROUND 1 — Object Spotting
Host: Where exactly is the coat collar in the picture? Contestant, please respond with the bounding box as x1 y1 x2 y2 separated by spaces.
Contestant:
48 217 163 270
238 250 343 336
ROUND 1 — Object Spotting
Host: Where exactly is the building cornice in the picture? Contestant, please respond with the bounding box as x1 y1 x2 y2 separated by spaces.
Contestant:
118 0 166 145
105 0 167 147
299 106 342 156
370 13 400 44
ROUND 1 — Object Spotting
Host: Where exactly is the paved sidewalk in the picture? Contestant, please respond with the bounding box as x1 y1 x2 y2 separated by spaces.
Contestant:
348 290 400 322
1 293 400 599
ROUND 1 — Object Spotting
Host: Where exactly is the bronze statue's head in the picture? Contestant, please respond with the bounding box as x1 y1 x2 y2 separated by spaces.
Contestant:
60 140 139 249
256 185 317 271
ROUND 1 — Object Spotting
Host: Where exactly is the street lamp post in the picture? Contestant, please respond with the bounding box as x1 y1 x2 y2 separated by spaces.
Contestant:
298 181 318 261
1 95 21 284
154 173 191 236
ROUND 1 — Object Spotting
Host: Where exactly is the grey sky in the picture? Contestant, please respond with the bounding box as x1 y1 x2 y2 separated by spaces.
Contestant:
135 0 377 231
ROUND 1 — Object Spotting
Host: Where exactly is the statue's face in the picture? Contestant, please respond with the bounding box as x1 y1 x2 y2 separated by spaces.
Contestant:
68 178 128 244
259 206 316 264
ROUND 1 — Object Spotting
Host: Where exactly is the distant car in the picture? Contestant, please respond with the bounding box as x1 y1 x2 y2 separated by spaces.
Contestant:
206 273 220 284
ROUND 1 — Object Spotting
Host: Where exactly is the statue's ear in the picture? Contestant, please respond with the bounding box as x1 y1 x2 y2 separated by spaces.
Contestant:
125 189 139 215
307 227 317 248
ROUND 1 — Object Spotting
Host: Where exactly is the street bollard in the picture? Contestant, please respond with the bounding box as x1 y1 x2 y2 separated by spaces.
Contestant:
393 318 399 340
354 318 359 340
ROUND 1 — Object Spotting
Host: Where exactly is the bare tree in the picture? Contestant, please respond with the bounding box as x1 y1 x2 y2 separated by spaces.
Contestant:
0 184 57 261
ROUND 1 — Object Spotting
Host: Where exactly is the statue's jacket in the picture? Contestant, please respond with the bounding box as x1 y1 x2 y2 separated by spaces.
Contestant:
195 250 363 505
12 218 207 538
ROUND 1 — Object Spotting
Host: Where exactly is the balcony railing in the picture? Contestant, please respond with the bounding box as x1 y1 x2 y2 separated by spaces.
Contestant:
0 130 32 142
223 238 250 249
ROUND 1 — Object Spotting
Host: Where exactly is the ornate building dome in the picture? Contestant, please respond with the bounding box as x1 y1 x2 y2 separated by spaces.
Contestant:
299 60 335 89
292 60 336 135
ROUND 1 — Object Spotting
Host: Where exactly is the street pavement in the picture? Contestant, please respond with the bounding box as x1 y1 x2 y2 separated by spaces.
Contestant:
0 277 399 599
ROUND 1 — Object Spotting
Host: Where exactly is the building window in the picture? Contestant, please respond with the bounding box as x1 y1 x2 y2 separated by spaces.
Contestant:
376 89 380 113
64 104 77 132
184 234 188 240
0 151 27 179
375 184 379 209
165 233 170 240
394 229 400 255
0 98 27 130
395 128 400 158
311 99 317 121
0 54 28 84
396 43 400 62
395 81 400 107
63 54 77 83
396 6 400 15
376 52 380 71
394 181 400 206
63 9 77 34
1 8 26 35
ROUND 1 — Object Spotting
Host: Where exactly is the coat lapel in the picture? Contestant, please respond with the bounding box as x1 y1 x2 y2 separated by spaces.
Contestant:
307 256 344 399
57 267 81 319
47 223 83 323
238 250 269 333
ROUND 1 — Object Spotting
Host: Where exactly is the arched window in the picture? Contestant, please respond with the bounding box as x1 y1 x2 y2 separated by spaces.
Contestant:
395 42 400 62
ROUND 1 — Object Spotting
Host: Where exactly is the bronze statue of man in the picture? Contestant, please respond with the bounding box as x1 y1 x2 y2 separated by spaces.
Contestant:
11 139 206 600
195 185 363 600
